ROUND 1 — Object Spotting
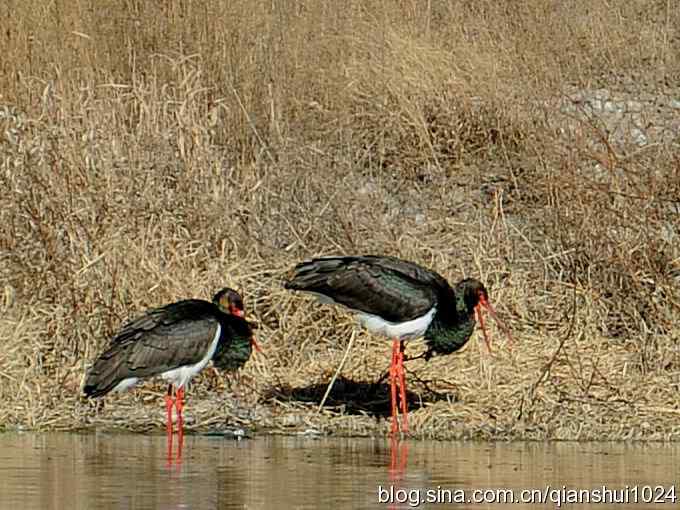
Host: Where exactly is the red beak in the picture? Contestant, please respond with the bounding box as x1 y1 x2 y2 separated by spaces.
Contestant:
229 307 262 354
476 294 513 352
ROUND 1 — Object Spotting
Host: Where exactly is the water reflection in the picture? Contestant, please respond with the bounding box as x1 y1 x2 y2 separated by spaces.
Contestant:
387 438 410 510
165 422 185 468
0 433 677 509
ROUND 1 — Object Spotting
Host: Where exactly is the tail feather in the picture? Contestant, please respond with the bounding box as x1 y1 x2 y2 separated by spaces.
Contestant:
83 345 129 398
284 256 353 291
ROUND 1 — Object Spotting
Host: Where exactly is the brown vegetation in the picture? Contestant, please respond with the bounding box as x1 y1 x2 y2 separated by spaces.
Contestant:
1 0 679 439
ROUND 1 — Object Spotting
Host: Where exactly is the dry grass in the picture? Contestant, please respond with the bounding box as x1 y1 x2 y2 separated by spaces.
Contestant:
1 0 679 439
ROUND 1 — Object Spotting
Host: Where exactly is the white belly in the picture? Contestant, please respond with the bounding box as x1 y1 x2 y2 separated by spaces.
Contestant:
357 306 436 340
111 324 222 392
160 324 222 388
112 377 140 393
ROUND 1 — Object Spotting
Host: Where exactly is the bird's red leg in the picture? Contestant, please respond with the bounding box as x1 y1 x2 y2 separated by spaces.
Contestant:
165 385 174 465
175 387 185 463
397 340 409 434
175 387 185 434
165 384 175 436
389 339 399 435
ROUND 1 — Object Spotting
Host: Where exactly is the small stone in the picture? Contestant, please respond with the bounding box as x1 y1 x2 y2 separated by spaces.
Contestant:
568 91 585 103
630 128 648 146
281 414 303 427
297 428 321 436
626 100 643 113
358 182 378 195
603 101 624 113
588 99 603 112
593 88 610 100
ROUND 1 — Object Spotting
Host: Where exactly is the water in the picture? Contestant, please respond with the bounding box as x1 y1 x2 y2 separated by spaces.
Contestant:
0 432 677 509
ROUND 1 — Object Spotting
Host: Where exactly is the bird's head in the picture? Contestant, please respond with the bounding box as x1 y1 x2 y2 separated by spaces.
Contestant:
213 287 245 318
456 278 513 352
213 287 262 354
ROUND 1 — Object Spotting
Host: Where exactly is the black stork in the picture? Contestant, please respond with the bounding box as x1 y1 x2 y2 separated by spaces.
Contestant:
83 288 260 450
284 255 512 435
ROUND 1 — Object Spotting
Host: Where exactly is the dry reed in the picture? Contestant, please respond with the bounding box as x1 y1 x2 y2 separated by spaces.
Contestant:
1 0 679 439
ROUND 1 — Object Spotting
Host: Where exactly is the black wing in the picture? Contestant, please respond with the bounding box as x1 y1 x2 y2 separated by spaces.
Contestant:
284 255 451 322
83 300 220 397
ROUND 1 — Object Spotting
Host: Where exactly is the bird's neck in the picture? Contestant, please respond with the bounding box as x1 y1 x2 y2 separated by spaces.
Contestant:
213 315 253 370
227 330 252 365
219 338 252 370
424 294 476 356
